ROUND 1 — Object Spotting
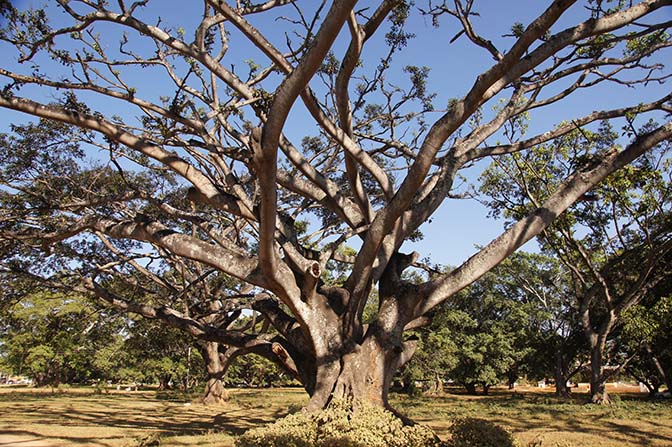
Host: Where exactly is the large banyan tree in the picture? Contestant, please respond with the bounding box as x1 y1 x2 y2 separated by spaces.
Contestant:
0 0 670 412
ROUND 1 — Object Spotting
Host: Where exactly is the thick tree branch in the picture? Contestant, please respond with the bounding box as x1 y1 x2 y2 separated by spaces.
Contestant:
0 95 256 220
334 2 397 221
257 0 356 298
418 121 672 315
40 216 264 287
347 0 579 306
214 0 393 206
76 278 272 348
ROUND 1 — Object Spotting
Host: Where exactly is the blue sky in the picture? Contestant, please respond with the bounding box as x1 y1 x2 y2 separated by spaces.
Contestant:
1 1 670 268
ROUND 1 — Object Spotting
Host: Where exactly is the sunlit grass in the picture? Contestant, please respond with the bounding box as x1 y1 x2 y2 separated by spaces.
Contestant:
0 385 670 446
392 387 672 446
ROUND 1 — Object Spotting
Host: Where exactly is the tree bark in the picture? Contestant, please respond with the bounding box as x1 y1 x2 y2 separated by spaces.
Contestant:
589 344 611 404
303 329 409 412
553 351 572 399
199 341 230 405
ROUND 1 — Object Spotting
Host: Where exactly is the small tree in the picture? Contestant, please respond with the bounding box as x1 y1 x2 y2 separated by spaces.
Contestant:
451 272 530 395
620 293 672 395
400 325 457 394
481 124 672 403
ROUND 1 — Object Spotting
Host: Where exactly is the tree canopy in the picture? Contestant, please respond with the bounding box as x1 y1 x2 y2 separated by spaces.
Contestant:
0 291 123 386
480 119 672 402
0 0 670 413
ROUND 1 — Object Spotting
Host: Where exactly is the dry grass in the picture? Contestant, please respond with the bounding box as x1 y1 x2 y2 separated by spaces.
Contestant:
0 386 305 447
393 386 672 447
0 385 670 447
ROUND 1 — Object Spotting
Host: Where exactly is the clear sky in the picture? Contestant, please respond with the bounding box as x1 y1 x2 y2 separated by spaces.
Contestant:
1 1 670 269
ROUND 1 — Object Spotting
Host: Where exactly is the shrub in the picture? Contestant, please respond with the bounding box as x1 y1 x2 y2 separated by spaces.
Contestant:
124 432 161 447
235 398 441 447
447 417 517 447
235 411 317 447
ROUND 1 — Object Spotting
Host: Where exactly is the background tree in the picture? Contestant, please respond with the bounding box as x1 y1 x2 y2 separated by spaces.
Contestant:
407 254 548 395
399 314 457 395
620 289 672 395
0 116 306 403
224 353 297 389
445 270 530 395
0 0 670 419
496 251 586 398
480 123 672 403
0 291 122 386
118 317 204 390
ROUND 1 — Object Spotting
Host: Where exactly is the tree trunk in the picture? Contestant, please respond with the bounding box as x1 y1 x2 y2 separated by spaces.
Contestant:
589 345 611 404
432 372 444 394
581 296 614 405
553 351 571 399
662 363 672 395
626 366 659 397
464 382 478 395
249 254 422 414
158 375 171 390
507 366 518 390
34 372 47 388
203 377 227 404
554 372 571 399
295 316 417 414
646 344 672 394
642 376 659 398
590 380 610 404
199 341 229 405
297 255 420 413
306 336 401 411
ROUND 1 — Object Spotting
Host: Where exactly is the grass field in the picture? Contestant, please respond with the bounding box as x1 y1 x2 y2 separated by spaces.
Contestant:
0 385 670 446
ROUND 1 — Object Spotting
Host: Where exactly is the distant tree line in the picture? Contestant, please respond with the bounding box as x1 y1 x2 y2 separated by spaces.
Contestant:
2 241 669 402
0 291 295 392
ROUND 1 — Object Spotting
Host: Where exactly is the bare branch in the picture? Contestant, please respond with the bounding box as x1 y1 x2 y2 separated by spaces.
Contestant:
419 121 672 315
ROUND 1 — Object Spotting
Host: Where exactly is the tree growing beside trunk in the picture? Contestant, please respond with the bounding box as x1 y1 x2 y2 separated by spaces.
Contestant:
481 125 672 404
620 293 672 397
495 251 588 399
1 0 671 420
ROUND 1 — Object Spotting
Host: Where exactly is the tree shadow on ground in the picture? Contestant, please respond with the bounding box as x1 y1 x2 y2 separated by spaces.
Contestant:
2 388 670 447
393 389 672 447
0 390 273 446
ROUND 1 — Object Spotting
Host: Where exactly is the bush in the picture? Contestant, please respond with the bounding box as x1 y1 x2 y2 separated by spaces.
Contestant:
124 432 161 447
447 417 517 447
235 398 441 447
235 411 318 447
